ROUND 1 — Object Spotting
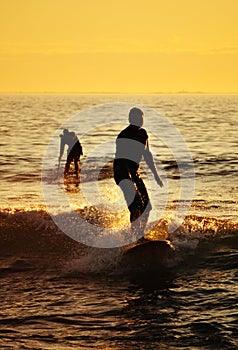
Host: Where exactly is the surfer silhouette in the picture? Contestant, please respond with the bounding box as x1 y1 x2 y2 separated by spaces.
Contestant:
59 129 83 177
114 107 163 239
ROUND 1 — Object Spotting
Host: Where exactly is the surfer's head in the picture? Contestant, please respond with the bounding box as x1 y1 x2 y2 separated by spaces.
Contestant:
129 107 144 127
63 128 69 136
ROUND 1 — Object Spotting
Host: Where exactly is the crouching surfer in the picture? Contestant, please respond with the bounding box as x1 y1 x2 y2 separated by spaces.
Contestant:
59 128 83 178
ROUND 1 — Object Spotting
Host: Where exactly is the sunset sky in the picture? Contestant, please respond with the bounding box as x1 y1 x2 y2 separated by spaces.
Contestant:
0 0 237 93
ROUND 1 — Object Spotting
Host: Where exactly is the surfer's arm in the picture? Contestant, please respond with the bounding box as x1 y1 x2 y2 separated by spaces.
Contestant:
143 142 163 188
59 136 65 160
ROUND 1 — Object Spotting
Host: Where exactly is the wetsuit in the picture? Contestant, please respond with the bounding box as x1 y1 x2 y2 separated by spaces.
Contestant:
60 132 83 174
114 124 152 223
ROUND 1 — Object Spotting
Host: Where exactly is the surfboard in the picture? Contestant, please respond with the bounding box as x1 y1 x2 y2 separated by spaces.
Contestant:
122 239 176 270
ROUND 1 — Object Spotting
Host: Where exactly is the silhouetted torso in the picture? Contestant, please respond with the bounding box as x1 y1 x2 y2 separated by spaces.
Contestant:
115 124 148 170
60 132 82 157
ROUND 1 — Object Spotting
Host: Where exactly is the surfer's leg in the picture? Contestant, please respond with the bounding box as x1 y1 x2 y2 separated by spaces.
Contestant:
65 154 72 175
128 185 145 237
115 176 141 232
118 179 137 211
73 156 79 176
131 172 152 213
131 173 152 235
114 163 145 238
114 164 136 211
134 175 152 212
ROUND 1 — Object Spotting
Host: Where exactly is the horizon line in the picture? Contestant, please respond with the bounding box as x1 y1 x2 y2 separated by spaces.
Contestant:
0 91 238 95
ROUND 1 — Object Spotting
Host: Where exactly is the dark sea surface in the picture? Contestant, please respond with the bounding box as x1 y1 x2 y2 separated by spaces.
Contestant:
0 94 237 349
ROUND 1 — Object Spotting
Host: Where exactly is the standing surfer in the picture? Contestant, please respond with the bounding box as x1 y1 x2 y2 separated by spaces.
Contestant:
114 107 163 239
59 129 83 177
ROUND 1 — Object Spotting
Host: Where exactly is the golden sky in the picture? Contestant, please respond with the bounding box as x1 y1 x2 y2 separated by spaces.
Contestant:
0 0 237 93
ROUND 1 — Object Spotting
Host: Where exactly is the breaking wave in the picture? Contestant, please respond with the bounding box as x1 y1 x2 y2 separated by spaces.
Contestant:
0 207 237 276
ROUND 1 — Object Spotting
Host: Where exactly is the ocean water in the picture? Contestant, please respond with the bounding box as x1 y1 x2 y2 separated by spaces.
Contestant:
0 94 238 349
